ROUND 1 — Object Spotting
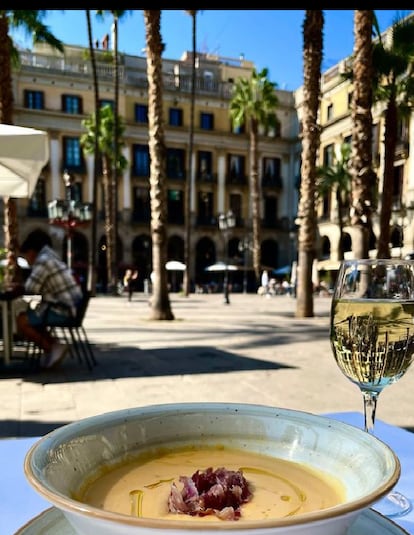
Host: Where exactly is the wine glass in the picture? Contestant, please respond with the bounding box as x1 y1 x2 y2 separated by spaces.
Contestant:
330 258 414 518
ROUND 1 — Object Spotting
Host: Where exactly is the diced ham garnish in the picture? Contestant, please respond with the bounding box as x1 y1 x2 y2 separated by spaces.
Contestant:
168 467 252 521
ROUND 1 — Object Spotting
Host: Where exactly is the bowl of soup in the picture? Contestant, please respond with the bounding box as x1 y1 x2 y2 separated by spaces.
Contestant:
24 403 400 535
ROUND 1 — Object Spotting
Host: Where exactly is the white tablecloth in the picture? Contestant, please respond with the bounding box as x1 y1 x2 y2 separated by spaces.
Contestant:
1 412 414 534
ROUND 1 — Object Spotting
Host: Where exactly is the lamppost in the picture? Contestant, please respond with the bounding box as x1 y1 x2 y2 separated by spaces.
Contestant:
48 170 92 272
218 210 236 304
238 235 253 293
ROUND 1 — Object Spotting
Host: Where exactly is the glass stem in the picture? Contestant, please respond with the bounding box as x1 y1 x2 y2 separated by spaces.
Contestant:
362 390 379 434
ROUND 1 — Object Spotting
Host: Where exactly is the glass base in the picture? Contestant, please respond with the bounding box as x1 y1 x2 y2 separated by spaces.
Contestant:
374 491 412 518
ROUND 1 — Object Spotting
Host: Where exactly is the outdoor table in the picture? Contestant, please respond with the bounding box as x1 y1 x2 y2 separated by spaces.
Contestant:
1 412 414 534
0 285 24 366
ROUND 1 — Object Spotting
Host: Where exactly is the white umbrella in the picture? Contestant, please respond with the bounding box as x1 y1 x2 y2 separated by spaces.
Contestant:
205 262 239 272
0 124 49 197
165 260 186 271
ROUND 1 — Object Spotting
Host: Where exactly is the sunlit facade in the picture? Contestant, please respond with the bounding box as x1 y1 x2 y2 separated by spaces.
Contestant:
6 43 299 292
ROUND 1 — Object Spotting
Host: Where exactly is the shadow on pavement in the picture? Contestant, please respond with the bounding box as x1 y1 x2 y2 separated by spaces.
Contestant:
0 344 295 384
0 345 296 438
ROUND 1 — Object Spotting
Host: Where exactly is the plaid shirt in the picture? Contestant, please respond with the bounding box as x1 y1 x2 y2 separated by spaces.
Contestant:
24 245 83 317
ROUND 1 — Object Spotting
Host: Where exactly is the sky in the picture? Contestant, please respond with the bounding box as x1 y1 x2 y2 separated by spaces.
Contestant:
11 9 413 91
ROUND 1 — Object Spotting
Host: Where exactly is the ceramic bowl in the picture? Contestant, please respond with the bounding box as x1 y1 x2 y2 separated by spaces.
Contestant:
24 403 400 535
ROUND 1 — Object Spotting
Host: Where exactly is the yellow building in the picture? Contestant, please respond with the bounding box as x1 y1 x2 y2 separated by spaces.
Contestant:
295 15 414 282
9 43 299 292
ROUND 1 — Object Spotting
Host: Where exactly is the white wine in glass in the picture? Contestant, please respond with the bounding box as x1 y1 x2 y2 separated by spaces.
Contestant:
330 258 414 518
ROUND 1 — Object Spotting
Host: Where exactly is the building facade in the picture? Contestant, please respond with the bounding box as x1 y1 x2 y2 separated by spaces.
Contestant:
7 42 300 292
295 14 414 287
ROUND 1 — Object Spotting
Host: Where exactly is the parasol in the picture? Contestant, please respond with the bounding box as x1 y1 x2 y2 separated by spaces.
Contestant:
205 262 238 272
165 260 186 271
0 124 49 197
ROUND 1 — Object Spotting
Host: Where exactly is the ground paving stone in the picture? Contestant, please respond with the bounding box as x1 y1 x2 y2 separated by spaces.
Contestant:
1 292 414 437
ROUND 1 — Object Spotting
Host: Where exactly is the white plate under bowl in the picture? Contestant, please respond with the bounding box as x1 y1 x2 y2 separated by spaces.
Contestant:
14 507 410 535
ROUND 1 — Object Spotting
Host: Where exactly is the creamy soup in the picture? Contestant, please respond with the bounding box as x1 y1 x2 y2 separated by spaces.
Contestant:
78 445 345 522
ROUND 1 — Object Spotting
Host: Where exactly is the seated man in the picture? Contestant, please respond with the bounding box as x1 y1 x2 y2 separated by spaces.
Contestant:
16 229 83 369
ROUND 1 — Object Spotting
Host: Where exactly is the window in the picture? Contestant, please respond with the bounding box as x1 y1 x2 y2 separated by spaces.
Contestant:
393 165 404 210
327 103 333 121
135 104 148 124
197 191 214 225
263 157 281 178
169 108 183 127
262 157 282 188
397 118 409 141
27 177 47 217
323 144 334 167
229 193 242 222
132 144 150 177
62 95 82 114
200 112 214 130
24 90 44 110
99 99 114 110
232 122 245 134
197 151 213 180
227 154 245 182
63 137 83 169
167 148 186 179
167 189 184 224
263 195 278 227
132 187 150 222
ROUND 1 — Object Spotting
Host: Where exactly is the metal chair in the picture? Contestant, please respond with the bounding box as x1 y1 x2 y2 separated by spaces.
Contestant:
44 293 97 371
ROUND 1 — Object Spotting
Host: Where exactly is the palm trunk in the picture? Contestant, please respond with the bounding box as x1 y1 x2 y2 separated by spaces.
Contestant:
377 97 397 259
0 14 19 285
250 118 261 287
86 9 100 296
183 10 196 297
144 9 174 320
350 10 376 259
110 12 120 294
296 10 323 318
103 155 114 293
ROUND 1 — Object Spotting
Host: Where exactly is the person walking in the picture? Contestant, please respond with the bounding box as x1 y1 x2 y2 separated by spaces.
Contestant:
123 268 138 302
15 228 83 369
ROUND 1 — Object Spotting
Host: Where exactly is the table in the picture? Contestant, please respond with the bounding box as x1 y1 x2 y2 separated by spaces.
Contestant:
0 286 24 365
1 412 414 534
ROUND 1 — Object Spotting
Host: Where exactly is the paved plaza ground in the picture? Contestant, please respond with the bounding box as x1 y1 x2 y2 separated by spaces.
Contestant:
1 291 414 438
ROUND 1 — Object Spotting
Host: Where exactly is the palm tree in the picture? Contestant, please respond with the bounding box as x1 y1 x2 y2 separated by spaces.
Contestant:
0 10 63 285
85 10 100 295
372 15 414 258
229 67 279 287
96 10 130 294
349 10 376 259
183 9 197 297
296 10 324 318
316 142 352 260
143 10 174 320
80 105 128 293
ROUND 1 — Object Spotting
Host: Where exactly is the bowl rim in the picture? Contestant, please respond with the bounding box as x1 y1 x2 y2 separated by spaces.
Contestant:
24 403 401 531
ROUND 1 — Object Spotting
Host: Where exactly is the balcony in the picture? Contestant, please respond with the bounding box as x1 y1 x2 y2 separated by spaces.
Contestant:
262 175 283 189
197 172 217 183
226 173 248 186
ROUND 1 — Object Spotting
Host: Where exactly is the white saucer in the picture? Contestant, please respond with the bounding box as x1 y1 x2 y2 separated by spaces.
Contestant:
15 507 410 534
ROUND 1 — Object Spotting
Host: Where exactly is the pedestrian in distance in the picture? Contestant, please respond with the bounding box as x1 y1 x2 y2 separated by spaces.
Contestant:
123 268 138 302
